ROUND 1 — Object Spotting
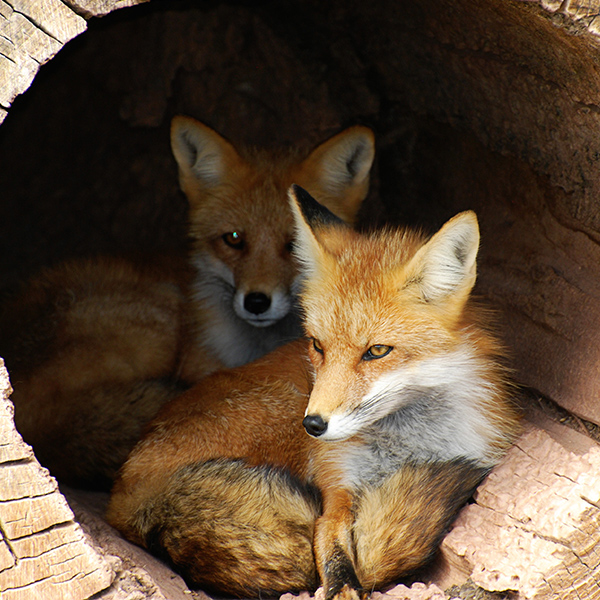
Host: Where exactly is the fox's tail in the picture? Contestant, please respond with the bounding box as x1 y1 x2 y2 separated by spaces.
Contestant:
133 459 321 597
353 459 488 589
118 458 486 597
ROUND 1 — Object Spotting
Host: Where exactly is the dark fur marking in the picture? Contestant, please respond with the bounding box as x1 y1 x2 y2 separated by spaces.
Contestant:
291 184 346 229
142 458 321 598
453 241 467 266
345 141 368 179
323 542 362 600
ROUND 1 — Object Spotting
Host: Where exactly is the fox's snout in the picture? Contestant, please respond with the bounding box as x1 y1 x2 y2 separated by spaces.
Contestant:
234 287 294 328
244 291 271 315
303 414 328 437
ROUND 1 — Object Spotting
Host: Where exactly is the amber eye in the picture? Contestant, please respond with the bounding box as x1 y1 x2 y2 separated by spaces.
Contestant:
222 231 245 250
312 338 324 354
363 345 393 361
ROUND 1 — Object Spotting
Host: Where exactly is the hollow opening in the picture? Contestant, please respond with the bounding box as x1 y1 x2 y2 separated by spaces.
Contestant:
2 0 600 597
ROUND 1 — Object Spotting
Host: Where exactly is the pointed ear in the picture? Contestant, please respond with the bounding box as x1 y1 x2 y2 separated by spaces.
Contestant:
404 211 480 306
288 185 344 280
170 116 242 190
295 126 375 224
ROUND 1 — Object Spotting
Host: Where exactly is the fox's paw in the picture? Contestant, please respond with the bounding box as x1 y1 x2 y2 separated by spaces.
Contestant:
327 583 366 600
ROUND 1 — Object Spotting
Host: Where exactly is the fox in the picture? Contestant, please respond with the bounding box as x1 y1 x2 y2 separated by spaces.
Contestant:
106 185 521 600
0 120 375 488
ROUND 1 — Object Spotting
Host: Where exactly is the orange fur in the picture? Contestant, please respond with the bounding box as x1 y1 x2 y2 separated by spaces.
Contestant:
0 121 374 487
107 187 520 598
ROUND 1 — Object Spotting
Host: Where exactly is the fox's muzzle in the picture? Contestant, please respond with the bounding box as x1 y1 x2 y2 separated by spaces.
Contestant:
303 414 328 437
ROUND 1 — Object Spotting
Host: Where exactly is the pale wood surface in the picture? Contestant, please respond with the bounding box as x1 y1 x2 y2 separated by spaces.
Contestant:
440 419 600 599
0 0 148 123
65 0 150 19
0 0 85 118
0 361 115 600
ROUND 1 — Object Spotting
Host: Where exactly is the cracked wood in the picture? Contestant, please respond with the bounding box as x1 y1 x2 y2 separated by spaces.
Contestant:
0 362 115 599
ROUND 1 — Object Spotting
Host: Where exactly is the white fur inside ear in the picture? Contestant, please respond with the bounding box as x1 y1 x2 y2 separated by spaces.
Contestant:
171 119 226 186
409 211 480 303
320 129 375 193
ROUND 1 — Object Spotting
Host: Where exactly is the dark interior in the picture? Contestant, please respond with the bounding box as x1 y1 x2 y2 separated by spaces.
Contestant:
2 0 600 423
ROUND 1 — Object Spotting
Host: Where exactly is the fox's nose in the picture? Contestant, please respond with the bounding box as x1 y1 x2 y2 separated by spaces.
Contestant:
244 292 271 315
303 414 328 437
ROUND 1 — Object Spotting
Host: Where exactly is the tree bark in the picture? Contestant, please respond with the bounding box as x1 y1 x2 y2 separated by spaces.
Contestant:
0 361 115 600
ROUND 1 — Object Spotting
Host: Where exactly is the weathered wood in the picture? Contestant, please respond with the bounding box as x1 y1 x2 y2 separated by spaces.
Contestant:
533 0 600 34
0 0 86 112
439 421 600 599
282 581 451 600
0 0 148 120
0 361 115 600
64 0 150 19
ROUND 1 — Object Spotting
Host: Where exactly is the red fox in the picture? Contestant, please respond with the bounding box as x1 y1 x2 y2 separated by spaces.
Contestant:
107 185 521 599
0 120 375 488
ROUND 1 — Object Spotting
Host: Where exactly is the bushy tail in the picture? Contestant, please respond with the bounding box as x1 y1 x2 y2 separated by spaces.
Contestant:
134 459 321 597
353 459 488 589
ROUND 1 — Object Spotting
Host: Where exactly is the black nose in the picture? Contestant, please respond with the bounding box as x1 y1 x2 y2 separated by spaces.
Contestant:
244 292 271 315
303 414 328 437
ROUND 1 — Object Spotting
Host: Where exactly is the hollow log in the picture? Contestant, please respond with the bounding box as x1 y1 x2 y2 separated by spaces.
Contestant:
1 1 600 599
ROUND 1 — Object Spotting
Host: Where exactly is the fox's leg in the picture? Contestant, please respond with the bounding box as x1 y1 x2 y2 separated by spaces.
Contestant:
313 488 365 600
133 459 320 597
353 460 488 589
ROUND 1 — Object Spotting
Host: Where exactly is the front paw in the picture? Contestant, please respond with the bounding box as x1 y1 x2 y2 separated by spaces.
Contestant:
315 584 366 600
332 583 367 600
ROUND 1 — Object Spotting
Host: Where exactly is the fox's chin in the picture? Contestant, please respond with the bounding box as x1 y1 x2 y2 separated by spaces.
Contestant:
242 315 281 328
234 304 293 328
318 419 362 442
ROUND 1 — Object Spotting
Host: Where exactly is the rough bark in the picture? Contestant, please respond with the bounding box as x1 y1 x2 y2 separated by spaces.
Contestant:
0 361 115 600
438 413 600 599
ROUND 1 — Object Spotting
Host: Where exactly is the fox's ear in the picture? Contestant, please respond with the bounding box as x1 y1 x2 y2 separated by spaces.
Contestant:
404 211 480 306
296 126 375 225
288 185 345 279
171 116 242 189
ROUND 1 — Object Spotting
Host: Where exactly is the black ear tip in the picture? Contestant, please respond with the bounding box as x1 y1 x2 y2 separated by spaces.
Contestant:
290 184 314 204
289 184 345 228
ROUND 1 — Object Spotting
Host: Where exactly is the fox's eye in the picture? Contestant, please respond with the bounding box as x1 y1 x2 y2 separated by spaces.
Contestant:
312 338 324 354
363 345 393 361
222 231 245 250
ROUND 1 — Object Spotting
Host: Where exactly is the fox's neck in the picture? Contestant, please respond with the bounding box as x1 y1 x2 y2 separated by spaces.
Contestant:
201 304 302 368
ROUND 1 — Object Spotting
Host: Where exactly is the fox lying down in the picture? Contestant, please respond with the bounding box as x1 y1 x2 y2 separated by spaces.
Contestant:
0 120 375 488
107 185 521 599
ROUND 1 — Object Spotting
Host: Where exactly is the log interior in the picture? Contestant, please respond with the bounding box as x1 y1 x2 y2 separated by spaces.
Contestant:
2 1 600 597
3 0 600 424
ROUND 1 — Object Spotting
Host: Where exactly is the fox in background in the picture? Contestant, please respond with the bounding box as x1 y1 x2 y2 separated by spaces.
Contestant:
0 119 375 488
107 185 521 600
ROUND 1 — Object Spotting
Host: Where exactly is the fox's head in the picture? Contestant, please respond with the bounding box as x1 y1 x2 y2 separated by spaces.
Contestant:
170 117 375 367
289 185 483 441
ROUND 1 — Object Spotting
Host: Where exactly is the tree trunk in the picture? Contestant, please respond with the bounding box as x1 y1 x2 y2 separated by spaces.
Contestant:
2 1 600 598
